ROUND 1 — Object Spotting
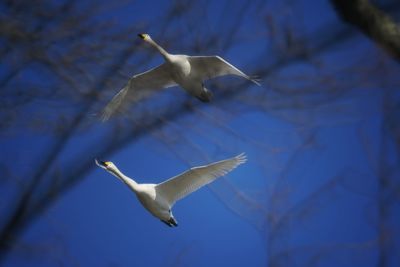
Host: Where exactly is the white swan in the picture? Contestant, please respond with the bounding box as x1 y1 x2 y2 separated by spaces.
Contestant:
95 153 247 227
100 33 260 121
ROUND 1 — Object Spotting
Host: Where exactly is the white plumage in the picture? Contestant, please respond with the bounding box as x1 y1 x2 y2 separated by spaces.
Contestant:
95 153 247 227
100 33 260 121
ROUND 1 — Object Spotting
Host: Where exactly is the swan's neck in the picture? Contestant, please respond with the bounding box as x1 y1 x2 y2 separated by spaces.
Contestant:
147 38 171 61
111 168 139 192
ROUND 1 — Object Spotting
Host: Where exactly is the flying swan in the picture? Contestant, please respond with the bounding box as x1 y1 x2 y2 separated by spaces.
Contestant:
95 153 247 227
100 33 260 121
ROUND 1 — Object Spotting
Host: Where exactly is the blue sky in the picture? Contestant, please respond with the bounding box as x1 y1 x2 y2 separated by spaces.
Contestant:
1 0 400 266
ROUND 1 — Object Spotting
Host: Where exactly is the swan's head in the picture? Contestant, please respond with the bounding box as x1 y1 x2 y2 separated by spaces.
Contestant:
95 159 118 172
138 33 151 41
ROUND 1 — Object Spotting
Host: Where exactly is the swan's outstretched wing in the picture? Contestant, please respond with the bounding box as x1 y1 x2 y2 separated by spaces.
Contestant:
156 153 247 206
101 63 176 121
188 56 260 85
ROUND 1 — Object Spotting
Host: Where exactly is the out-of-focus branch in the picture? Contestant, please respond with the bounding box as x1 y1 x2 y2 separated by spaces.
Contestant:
2 0 400 265
0 16 365 260
331 0 400 61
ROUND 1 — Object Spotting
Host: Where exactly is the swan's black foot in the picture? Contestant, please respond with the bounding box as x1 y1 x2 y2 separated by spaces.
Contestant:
161 220 173 227
196 88 213 102
161 217 178 227
169 217 178 227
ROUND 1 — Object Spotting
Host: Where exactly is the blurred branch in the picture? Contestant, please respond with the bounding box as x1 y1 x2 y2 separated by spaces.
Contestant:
331 0 400 61
1 0 400 265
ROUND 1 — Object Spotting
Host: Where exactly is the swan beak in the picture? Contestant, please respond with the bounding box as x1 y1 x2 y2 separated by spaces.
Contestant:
95 159 108 169
138 33 146 39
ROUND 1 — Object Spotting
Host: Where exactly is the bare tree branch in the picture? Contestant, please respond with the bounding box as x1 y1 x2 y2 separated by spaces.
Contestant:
331 0 400 61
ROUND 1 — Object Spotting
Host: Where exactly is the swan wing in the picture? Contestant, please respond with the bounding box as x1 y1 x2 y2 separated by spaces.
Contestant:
188 56 260 85
101 63 176 121
156 153 247 206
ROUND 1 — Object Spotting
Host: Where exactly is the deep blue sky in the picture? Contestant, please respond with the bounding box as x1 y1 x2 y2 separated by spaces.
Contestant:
1 0 400 266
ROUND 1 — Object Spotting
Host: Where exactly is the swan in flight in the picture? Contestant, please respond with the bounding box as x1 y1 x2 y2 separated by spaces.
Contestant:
100 33 260 121
95 153 247 227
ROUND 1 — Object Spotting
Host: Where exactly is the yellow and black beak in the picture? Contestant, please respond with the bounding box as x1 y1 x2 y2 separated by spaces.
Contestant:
95 159 109 169
138 33 146 39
